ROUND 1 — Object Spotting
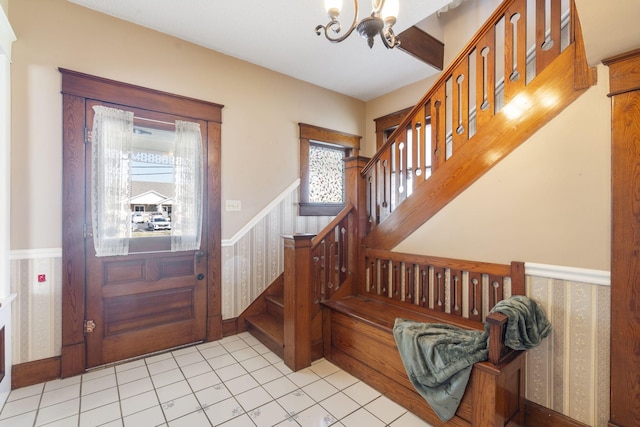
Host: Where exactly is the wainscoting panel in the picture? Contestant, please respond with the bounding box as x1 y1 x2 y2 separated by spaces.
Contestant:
526 274 610 427
221 182 332 319
9 249 62 365
9 230 611 427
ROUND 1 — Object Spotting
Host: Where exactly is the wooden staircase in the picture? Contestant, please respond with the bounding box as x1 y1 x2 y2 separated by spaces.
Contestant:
242 0 596 373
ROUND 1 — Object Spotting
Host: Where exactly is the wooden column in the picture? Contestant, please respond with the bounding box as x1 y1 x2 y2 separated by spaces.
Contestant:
604 48 640 427
345 156 370 239
345 156 370 297
282 234 314 371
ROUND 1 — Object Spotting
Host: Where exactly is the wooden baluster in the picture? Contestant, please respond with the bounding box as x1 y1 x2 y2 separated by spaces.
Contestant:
312 255 321 303
388 143 395 212
423 102 432 179
320 240 327 299
368 258 374 294
420 268 428 308
536 0 562 74
504 0 527 104
434 267 446 312
377 156 390 223
489 275 504 308
366 171 376 226
476 27 496 129
412 114 421 188
468 273 483 322
452 56 470 152
327 237 335 299
375 258 382 295
405 263 414 304
431 88 446 172
451 270 462 317
340 225 348 287
381 259 390 298
397 139 406 203
392 261 401 300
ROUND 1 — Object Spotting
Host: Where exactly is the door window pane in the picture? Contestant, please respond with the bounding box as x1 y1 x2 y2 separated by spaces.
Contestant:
130 125 175 238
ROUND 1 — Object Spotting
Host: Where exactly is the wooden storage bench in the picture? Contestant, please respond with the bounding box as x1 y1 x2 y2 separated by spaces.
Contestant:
321 249 527 427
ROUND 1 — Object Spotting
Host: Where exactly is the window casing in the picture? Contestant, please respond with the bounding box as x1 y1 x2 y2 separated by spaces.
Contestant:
299 123 360 216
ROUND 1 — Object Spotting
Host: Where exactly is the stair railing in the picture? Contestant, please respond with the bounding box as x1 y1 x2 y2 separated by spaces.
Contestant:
281 156 367 370
362 0 576 230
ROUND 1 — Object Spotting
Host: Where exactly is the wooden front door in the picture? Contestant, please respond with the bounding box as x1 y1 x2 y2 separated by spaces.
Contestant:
61 69 223 376
84 101 208 368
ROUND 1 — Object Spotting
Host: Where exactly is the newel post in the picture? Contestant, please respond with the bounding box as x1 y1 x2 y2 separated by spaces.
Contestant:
345 156 370 297
282 233 314 371
344 156 370 241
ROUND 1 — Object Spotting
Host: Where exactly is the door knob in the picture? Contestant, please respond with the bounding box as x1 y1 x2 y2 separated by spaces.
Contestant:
197 273 205 280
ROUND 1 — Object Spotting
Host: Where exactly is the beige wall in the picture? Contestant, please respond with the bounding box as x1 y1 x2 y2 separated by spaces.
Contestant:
395 65 611 271
8 0 365 248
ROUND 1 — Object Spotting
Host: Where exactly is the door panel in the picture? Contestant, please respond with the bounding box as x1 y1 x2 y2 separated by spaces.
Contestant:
84 101 208 368
87 252 206 365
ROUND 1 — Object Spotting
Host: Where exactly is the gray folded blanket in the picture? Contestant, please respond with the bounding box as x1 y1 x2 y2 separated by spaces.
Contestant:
393 295 551 422
486 294 552 350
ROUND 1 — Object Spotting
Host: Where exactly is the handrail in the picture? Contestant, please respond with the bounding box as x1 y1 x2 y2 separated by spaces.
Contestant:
311 203 355 247
309 204 356 303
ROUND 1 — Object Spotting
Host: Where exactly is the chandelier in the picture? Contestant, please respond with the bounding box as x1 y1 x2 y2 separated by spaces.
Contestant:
315 0 401 49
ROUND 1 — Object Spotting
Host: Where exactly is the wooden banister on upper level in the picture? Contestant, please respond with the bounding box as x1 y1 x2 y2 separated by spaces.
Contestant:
362 0 596 250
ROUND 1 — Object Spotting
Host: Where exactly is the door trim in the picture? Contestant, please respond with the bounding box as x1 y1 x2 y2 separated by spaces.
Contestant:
60 69 223 378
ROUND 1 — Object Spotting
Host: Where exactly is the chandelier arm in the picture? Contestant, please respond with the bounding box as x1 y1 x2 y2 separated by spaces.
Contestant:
381 26 400 49
315 0 360 43
372 0 386 15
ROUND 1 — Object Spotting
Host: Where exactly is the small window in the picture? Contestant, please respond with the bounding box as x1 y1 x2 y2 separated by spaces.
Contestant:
299 123 360 216
309 143 346 203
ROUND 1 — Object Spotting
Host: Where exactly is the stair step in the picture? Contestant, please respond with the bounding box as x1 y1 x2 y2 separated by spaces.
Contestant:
265 294 284 308
245 312 284 359
265 294 284 322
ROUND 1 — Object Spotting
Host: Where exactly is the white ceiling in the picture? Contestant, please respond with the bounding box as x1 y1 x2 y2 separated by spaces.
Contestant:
67 1 640 102
67 0 455 102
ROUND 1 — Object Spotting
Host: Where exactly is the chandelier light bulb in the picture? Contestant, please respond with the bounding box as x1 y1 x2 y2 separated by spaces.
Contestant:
325 0 343 16
382 0 399 22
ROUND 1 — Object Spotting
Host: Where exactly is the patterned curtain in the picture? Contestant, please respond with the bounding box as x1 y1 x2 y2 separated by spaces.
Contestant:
171 120 203 252
91 106 134 257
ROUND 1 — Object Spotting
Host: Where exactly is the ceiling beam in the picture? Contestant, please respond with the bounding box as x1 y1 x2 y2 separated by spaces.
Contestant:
398 26 444 70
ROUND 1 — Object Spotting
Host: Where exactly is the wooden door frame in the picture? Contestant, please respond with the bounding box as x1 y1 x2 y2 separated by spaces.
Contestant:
60 69 223 378
603 48 640 427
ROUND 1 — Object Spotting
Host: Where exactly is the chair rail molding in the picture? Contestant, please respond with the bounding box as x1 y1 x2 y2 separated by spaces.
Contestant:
525 262 610 286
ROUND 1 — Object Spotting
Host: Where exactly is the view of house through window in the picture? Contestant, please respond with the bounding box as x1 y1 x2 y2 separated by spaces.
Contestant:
130 124 175 237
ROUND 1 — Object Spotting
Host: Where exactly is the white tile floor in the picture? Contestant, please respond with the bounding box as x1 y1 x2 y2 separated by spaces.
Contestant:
0 332 433 427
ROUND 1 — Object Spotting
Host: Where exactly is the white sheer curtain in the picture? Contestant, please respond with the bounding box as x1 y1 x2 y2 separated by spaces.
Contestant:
91 106 134 257
171 120 203 252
